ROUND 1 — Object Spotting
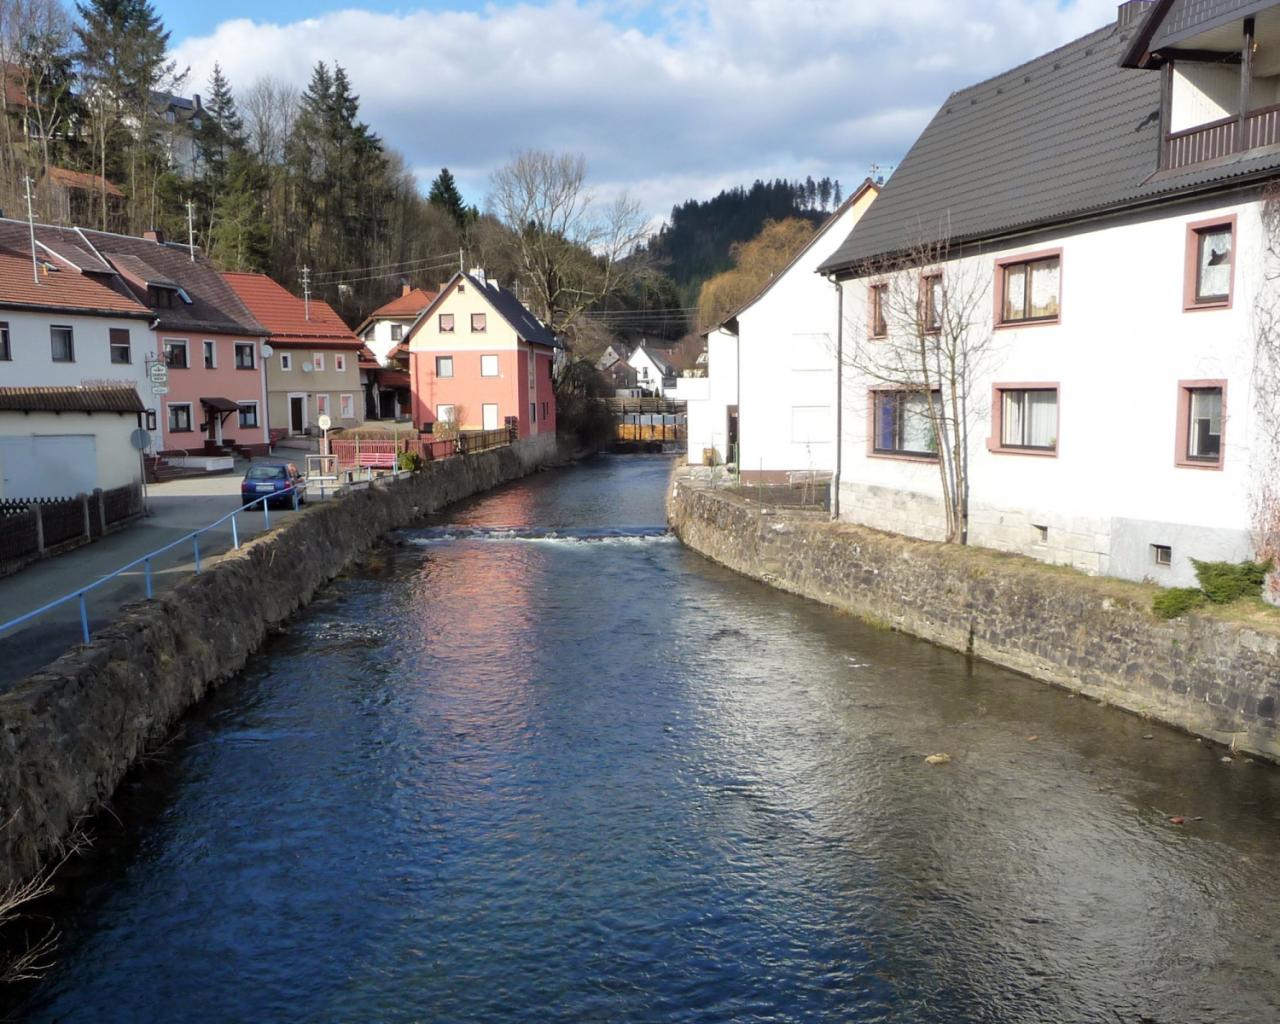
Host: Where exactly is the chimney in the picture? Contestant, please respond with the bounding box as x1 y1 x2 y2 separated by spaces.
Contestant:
144 228 164 243
401 280 411 297
193 94 202 110
1116 1 1153 28
469 266 486 283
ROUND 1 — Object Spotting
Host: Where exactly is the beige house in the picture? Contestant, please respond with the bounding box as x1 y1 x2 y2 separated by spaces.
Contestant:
223 272 365 436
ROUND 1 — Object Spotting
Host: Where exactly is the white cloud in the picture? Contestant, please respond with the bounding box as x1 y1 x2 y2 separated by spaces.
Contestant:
172 0 1120 222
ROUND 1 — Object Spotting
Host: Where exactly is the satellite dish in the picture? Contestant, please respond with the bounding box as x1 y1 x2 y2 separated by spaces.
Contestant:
261 344 274 358
130 428 152 451
302 362 313 373
317 414 332 431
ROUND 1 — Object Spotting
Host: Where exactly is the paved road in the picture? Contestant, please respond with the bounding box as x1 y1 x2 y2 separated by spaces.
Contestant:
0 463 305 688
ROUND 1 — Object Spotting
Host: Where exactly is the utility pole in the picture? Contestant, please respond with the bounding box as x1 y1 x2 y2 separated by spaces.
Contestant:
24 175 38 286
301 265 311 321
458 247 463 273
186 199 195 262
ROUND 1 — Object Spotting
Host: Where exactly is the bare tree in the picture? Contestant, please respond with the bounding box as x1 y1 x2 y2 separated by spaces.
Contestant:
843 231 1002 543
487 149 649 343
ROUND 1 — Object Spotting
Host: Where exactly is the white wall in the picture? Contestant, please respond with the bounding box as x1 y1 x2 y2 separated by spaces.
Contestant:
837 194 1262 586
0 410 141 499
736 192 875 480
684 328 738 465
1171 63 1239 132
363 317 412 366
2 309 153 398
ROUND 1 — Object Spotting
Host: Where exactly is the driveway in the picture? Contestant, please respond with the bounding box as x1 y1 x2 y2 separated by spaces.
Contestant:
0 461 306 689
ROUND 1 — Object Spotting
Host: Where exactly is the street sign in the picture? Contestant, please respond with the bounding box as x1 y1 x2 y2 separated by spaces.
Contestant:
317 414 332 431
130 428 152 451
148 361 168 385
151 386 169 395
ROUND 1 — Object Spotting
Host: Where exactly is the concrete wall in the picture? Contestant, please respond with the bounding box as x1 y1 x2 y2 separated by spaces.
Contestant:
670 472 1280 764
0 410 142 499
0 438 563 889
837 192 1262 586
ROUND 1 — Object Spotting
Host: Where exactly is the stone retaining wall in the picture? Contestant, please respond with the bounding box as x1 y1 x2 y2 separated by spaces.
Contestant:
0 442 560 888
670 471 1280 762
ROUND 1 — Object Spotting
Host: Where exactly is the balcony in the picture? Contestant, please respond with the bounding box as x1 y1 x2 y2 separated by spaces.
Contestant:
1164 103 1280 170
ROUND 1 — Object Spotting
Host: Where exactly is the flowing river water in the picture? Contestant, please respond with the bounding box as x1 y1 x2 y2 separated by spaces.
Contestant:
15 455 1280 1022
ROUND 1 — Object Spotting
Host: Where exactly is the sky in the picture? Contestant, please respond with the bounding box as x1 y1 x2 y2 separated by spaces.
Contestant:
155 0 1123 228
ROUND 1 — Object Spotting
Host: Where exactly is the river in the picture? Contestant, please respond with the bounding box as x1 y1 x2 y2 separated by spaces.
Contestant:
16 454 1280 1022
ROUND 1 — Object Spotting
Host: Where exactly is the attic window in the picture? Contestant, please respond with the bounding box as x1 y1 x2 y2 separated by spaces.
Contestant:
149 286 174 309
177 288 192 305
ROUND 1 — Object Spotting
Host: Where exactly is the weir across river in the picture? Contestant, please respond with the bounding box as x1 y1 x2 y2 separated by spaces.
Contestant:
15 454 1280 1023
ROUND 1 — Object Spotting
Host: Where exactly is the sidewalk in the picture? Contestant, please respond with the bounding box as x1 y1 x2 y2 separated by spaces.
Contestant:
0 461 304 689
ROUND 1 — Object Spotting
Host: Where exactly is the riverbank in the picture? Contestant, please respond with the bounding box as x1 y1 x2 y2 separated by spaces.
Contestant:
668 467 1280 762
0 438 563 890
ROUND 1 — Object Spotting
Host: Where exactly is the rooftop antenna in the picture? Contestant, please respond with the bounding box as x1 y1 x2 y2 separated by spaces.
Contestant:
458 247 463 273
301 265 311 321
23 174 38 285
185 198 195 262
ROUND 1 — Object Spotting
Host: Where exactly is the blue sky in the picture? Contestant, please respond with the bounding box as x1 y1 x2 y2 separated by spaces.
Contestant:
157 0 1122 224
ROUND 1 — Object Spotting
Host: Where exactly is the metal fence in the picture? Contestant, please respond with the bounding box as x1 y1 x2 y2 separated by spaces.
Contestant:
329 426 517 469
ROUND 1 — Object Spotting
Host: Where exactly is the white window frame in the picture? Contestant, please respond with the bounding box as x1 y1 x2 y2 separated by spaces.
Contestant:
482 403 499 430
202 339 216 369
436 355 454 378
237 401 259 428
481 354 499 377
313 352 325 372
163 337 188 369
167 401 193 433
335 353 346 373
436 403 455 422
280 352 293 371
316 393 330 418
339 393 355 419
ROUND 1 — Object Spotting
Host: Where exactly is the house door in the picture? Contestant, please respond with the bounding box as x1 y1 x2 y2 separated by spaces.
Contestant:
482 403 500 430
727 405 739 465
289 395 306 434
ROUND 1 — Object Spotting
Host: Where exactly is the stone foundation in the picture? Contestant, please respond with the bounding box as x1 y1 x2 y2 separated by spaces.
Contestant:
0 441 561 889
673 470 1280 763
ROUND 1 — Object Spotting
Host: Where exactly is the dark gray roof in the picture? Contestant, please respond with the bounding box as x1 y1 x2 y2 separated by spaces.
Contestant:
1152 0 1270 47
466 273 561 349
820 16 1280 272
0 385 143 414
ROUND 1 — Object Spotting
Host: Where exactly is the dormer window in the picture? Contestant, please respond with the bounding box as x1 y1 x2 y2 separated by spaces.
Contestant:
149 286 174 309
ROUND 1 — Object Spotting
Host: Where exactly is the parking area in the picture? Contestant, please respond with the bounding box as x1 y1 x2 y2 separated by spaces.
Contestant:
0 459 307 689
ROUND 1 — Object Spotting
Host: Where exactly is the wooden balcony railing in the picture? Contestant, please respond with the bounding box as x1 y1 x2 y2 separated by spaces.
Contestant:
1164 103 1280 170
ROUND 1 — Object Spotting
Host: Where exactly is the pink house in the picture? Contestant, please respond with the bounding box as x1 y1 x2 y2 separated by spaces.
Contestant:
406 270 560 439
78 228 271 457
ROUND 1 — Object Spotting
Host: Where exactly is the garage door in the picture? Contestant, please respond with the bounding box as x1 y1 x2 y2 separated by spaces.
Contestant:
0 434 97 499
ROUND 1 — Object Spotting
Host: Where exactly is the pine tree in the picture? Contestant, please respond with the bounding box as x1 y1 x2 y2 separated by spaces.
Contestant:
832 180 843 207
428 167 467 226
817 177 832 210
209 150 270 271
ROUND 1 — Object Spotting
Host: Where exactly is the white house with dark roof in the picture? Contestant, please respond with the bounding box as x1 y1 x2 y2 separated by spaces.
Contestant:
818 0 1280 587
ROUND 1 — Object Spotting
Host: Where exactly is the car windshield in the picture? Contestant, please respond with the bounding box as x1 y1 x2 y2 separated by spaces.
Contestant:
245 466 287 481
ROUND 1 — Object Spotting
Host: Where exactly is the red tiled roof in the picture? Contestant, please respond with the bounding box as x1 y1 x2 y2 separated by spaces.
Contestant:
0 385 143 413
45 166 125 199
222 271 362 349
0 224 150 316
356 287 437 335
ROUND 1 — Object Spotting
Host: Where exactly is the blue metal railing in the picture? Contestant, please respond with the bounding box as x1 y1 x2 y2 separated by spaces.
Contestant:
0 486 303 647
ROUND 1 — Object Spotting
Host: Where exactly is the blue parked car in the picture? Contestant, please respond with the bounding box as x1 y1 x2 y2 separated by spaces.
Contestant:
241 463 306 509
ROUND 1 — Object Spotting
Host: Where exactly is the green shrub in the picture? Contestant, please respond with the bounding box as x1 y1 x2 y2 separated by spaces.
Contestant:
1190 558 1272 604
397 450 424 473
1153 587 1206 619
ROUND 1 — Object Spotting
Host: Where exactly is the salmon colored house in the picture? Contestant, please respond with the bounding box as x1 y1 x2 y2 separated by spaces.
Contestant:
406 270 560 438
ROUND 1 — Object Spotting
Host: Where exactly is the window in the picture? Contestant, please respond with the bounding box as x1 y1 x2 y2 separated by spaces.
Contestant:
163 338 188 368
238 402 259 428
149 286 174 309
312 352 325 372
922 275 943 333
110 328 131 364
339 393 355 419
202 339 216 369
335 354 346 372
316 393 330 417
530 402 537 423
390 324 403 341
439 313 454 333
1186 218 1234 308
1152 544 1172 567
542 401 549 420
869 283 888 338
1177 382 1225 468
472 313 487 332
436 355 454 378
998 253 1061 324
280 352 292 371
994 386 1058 452
481 354 499 377
872 390 938 457
168 402 193 432
482 403 499 430
51 325 74 362
0 321 9 361
235 343 255 369
436 403 455 422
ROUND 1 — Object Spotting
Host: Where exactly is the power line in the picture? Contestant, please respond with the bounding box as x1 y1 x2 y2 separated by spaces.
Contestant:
310 252 462 281
315 258 460 287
